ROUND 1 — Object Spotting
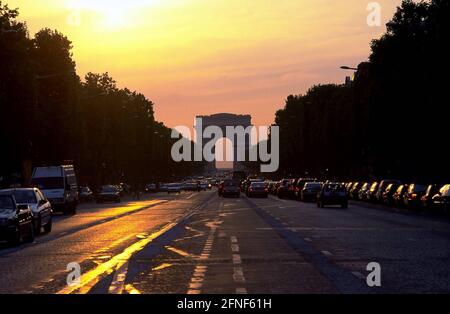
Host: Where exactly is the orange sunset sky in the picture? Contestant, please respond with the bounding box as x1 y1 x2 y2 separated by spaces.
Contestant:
8 0 401 128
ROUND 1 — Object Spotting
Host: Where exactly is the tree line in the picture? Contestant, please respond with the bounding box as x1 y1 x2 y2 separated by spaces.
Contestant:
273 0 449 183
0 2 201 188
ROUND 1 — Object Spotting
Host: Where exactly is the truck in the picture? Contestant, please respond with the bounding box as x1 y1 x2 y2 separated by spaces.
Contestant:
30 165 79 215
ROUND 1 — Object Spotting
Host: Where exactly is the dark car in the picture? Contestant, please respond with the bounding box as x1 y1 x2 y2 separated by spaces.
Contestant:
96 185 121 203
421 184 441 210
381 183 400 206
221 180 240 198
144 183 158 193
294 178 317 200
349 182 362 200
277 179 291 199
247 182 268 198
287 178 298 199
358 182 371 201
392 184 408 208
0 195 35 245
79 186 94 202
317 183 348 208
367 182 380 202
403 184 427 209
432 184 450 212
375 180 401 202
300 182 322 202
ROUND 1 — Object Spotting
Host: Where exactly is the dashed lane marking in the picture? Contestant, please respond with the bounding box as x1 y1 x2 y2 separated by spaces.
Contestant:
236 288 248 294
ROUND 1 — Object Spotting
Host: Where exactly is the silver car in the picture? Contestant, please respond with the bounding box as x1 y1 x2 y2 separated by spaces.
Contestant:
0 188 53 234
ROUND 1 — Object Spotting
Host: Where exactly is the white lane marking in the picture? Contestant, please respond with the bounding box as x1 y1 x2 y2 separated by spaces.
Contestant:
232 254 242 264
233 267 246 283
108 261 129 294
321 250 333 256
187 218 220 294
230 236 247 293
304 237 312 242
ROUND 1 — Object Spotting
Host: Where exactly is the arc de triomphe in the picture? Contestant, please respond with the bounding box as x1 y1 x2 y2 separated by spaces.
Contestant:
195 113 252 171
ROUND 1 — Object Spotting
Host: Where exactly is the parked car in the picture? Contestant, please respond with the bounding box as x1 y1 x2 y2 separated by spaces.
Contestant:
96 185 121 203
392 184 408 208
0 194 35 245
144 183 157 193
277 179 291 199
247 182 268 198
0 188 52 234
221 180 241 198
199 181 208 191
167 183 182 194
358 182 371 201
300 182 322 202
345 182 353 193
294 178 317 200
79 186 94 202
381 183 400 206
31 165 78 214
432 184 450 212
159 183 169 192
403 184 427 208
287 178 298 199
367 182 380 202
421 184 441 210
375 180 401 202
349 182 362 200
317 182 348 208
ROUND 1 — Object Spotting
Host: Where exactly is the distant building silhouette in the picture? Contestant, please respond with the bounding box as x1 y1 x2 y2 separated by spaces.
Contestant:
196 113 252 171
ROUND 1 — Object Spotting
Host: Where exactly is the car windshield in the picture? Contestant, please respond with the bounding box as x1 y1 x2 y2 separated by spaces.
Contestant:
11 190 37 204
0 195 15 212
31 177 64 190
224 181 238 186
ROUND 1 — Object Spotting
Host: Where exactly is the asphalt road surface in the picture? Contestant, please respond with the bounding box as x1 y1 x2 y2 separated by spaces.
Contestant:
1 189 450 294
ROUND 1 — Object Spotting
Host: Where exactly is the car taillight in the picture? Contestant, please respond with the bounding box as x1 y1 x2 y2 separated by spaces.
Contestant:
249 188 253 192
265 188 268 192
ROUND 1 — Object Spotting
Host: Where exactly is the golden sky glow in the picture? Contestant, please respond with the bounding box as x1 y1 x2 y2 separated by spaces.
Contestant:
8 0 401 128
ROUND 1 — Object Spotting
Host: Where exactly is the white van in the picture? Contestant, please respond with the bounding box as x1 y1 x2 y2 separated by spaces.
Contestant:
31 165 79 214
